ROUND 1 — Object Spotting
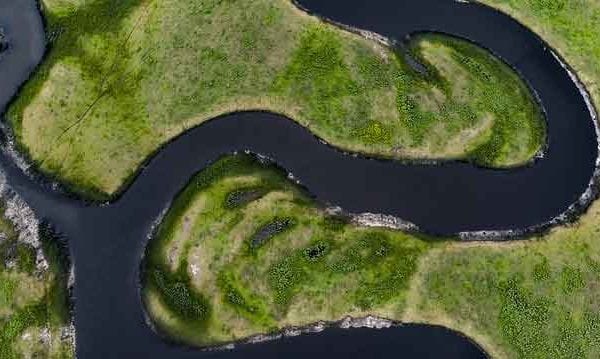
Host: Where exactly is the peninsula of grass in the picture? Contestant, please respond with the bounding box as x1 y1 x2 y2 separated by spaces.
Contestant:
6 0 544 200
142 154 433 346
143 154 600 358
0 213 73 358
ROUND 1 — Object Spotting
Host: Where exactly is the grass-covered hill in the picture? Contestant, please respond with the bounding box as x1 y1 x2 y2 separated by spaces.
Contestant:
7 0 544 200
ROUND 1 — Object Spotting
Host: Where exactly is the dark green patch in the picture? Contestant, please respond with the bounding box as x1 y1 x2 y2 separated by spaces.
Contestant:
328 231 392 274
321 215 350 232
150 269 211 325
268 253 307 309
303 241 330 261
224 187 266 209
560 266 585 294
249 217 295 250
532 256 551 282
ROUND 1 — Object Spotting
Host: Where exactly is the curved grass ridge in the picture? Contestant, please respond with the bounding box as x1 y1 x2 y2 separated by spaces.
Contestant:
144 154 600 358
6 0 544 200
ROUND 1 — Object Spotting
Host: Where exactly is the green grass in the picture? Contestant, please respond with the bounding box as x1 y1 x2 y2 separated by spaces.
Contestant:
0 215 73 359
6 0 544 200
142 154 432 346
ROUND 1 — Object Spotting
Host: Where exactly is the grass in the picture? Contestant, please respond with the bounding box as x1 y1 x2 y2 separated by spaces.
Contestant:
6 0 544 200
0 214 73 359
142 154 432 346
143 154 600 358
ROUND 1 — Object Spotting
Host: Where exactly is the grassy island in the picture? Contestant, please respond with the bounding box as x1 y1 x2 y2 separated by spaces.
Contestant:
142 154 433 346
143 154 600 358
0 207 73 358
7 0 544 199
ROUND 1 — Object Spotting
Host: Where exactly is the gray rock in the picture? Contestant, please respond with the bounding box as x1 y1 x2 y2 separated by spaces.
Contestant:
0 28 7 53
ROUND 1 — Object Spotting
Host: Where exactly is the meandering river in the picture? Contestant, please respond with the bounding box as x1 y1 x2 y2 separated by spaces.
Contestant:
0 0 597 357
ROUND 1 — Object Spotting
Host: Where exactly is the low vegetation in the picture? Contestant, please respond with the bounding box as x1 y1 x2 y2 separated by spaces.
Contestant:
144 154 600 358
0 209 73 358
7 0 544 199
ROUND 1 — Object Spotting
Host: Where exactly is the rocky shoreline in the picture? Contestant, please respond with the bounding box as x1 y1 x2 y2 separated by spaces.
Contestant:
245 142 600 242
0 170 76 355
208 315 395 351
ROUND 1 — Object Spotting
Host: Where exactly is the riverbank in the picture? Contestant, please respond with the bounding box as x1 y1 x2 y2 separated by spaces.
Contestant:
0 27 7 53
1 0 598 357
5 0 544 200
405 202 600 358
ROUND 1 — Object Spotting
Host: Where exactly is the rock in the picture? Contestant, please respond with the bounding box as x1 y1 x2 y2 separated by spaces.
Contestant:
351 212 419 231
0 28 7 53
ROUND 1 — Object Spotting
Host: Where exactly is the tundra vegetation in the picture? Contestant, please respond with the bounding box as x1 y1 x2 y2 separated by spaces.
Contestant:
7 0 544 200
143 155 600 358
0 210 73 358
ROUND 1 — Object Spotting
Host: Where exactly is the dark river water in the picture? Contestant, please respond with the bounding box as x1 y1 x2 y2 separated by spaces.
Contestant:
1 0 598 357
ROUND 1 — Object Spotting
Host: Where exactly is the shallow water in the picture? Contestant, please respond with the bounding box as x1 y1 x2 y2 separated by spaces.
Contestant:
0 0 597 357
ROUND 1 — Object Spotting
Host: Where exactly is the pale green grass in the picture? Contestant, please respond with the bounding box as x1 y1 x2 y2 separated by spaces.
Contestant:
405 202 600 359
